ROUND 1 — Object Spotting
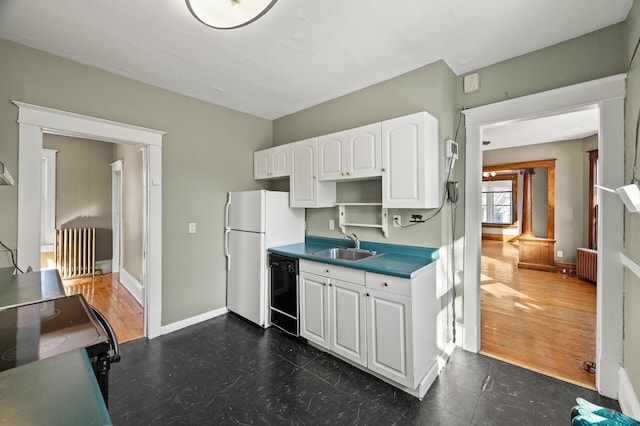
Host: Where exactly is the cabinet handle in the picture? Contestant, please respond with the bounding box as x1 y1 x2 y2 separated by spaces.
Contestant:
325 269 330 273
329 283 332 286
381 168 386 172
341 172 345 176
383 282 389 287
346 172 351 176
313 175 317 179
366 293 370 297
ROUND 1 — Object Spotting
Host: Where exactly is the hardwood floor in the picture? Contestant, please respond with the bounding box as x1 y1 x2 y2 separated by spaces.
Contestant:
62 273 144 344
480 240 597 389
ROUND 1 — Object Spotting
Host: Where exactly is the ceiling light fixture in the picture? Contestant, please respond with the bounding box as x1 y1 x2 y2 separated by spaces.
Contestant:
186 0 278 30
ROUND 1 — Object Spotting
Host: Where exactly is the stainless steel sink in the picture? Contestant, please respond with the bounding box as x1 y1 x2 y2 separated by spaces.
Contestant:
311 247 380 262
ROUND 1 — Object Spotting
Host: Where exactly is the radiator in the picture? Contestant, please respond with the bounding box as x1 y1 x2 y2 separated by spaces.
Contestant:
55 228 96 279
577 248 597 283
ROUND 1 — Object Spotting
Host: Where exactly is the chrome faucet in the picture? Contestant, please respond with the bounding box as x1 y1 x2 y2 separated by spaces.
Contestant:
345 233 360 250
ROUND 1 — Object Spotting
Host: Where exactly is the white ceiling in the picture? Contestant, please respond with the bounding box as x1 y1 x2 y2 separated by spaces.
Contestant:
0 0 632 119
482 108 600 151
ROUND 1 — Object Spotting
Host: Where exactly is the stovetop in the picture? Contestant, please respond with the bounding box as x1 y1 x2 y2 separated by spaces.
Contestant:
0 294 108 372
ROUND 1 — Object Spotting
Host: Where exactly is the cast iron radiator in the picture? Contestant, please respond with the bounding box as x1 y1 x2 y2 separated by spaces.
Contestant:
55 227 96 279
576 248 597 283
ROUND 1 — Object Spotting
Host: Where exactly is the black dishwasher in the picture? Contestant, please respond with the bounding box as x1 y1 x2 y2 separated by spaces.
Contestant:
269 253 299 336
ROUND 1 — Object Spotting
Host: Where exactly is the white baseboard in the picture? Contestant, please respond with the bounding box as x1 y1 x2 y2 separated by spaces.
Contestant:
119 267 143 306
95 259 112 274
161 307 229 335
619 367 640 420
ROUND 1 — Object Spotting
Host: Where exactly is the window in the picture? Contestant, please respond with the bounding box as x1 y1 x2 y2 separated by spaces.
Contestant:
482 174 517 225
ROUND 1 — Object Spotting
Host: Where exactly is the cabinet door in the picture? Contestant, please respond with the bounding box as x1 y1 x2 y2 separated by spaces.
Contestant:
299 272 330 349
270 146 290 177
366 288 413 388
381 112 440 208
254 146 290 179
290 139 336 208
329 279 366 367
318 133 345 180
254 150 271 180
346 123 381 179
290 139 318 207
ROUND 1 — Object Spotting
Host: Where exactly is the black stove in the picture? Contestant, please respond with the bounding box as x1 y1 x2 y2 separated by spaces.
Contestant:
0 294 109 372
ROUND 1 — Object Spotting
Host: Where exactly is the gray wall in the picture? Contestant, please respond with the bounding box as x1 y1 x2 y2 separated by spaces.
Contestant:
113 143 143 283
624 0 640 397
0 37 272 325
43 134 113 261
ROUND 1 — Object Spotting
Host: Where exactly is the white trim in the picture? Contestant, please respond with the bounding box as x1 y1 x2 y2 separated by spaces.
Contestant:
161 307 229 335
111 160 123 274
119 267 143 306
13 101 164 339
462 74 626 399
621 253 640 279
619 367 640 421
40 149 57 247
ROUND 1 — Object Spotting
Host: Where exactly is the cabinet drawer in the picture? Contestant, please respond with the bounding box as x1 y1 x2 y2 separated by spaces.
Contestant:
300 259 365 285
365 272 411 297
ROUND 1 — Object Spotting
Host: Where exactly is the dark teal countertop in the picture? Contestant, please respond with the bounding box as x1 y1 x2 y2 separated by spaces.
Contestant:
269 236 439 279
0 349 112 425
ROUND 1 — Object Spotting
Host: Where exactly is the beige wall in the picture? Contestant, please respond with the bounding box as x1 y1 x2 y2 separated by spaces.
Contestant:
624 0 640 397
0 38 272 325
113 143 143 283
483 138 591 262
43 134 113 261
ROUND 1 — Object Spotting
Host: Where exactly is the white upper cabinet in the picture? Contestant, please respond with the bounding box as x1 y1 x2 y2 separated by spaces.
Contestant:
290 138 336 208
381 112 441 209
318 123 381 181
253 145 290 180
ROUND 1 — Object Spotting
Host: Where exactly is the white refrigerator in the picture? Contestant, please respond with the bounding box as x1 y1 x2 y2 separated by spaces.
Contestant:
224 190 305 327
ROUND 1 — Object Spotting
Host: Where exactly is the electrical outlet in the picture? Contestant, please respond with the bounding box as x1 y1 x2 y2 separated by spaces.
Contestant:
393 215 401 228
557 250 563 258
328 219 335 231
188 222 196 234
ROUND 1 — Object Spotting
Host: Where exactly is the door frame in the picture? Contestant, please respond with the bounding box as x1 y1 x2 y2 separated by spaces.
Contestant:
462 74 626 398
13 101 165 338
111 160 123 274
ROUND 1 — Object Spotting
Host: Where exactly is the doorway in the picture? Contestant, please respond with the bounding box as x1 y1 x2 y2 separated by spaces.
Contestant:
462 74 626 398
13 101 165 339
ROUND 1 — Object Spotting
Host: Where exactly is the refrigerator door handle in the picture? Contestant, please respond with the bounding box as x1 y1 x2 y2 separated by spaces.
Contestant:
224 229 231 270
224 196 231 230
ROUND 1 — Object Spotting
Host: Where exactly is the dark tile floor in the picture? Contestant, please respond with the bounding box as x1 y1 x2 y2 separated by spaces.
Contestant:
109 313 619 425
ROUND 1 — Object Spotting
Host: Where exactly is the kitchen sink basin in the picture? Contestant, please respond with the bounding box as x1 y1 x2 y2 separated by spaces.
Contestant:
311 247 380 262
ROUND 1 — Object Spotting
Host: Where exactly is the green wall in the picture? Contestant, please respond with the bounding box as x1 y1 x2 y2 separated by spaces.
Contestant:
624 0 640 397
458 23 626 109
0 38 272 325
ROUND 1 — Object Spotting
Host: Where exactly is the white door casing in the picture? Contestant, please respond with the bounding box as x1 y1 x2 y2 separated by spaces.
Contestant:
111 160 123 274
13 101 164 339
462 74 626 398
40 148 57 249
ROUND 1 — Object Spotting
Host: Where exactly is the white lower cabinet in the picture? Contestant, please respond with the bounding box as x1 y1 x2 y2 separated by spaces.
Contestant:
299 261 366 367
329 279 367 366
299 259 439 396
365 288 412 388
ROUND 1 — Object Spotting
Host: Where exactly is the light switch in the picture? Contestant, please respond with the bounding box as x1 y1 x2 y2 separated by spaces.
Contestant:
188 222 196 234
328 219 335 231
